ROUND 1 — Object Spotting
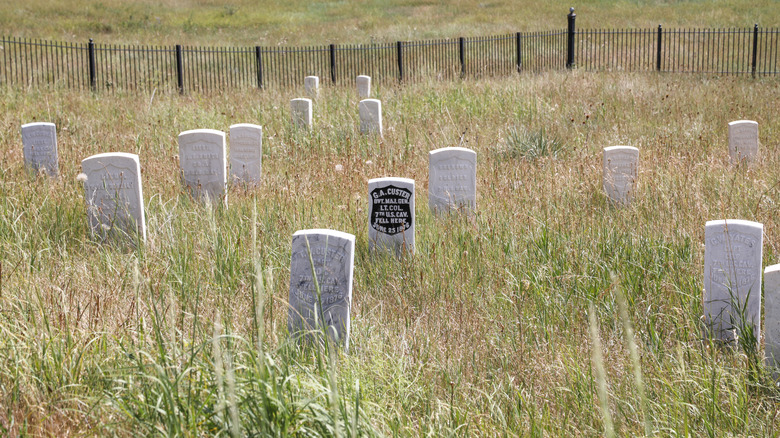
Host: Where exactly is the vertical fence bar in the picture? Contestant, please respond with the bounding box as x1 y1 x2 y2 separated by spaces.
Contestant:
329 43 336 84
566 8 576 69
397 41 404 82
656 25 663 71
459 37 465 77
175 44 184 93
88 38 96 90
255 46 263 88
752 23 759 77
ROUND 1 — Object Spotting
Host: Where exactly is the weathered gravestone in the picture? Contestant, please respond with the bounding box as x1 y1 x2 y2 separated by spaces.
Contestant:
429 147 477 214
357 75 371 98
368 177 415 255
291 98 313 129
288 229 355 349
603 146 639 205
21 122 59 177
764 264 780 370
178 129 227 204
229 124 262 184
304 76 319 98
359 99 382 136
703 219 763 343
81 152 146 243
728 120 759 165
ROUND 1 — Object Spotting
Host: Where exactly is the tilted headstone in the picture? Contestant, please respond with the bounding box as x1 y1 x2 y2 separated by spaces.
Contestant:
21 122 59 177
357 75 371 98
178 129 227 204
703 219 763 343
728 120 759 165
291 98 313 129
368 177 415 255
304 76 319 98
359 99 382 136
229 124 262 184
288 229 355 349
603 146 639 205
428 147 477 214
81 152 146 243
764 264 780 369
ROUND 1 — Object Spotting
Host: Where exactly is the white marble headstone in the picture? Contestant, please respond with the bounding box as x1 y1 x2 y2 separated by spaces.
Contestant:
359 99 382 136
21 122 59 177
728 120 759 165
291 98 313 129
304 76 319 98
81 152 146 243
703 219 763 343
178 129 227 204
368 177 414 255
357 75 371 98
764 264 780 369
288 229 355 349
428 147 477 214
229 124 262 185
603 146 639 205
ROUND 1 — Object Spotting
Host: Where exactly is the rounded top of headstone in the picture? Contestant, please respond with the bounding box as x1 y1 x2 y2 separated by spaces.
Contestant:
603 145 639 153
360 98 381 104
368 177 415 186
429 146 476 156
229 123 262 130
81 152 140 167
291 97 313 103
728 120 758 126
304 76 318 80
292 228 356 243
21 122 56 129
357 75 370 79
765 264 780 274
705 219 763 230
179 129 226 139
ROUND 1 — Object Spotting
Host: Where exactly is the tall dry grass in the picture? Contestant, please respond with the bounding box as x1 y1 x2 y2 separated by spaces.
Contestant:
0 71 779 435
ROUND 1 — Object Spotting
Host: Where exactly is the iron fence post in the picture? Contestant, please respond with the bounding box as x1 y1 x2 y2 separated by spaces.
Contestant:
88 38 96 90
566 8 576 69
752 24 759 78
175 44 184 94
397 41 404 82
656 25 662 71
330 44 336 84
255 46 263 89
516 32 522 73
459 37 465 78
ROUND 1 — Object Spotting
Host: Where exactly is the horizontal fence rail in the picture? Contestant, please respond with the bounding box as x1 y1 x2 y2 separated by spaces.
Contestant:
1 24 778 93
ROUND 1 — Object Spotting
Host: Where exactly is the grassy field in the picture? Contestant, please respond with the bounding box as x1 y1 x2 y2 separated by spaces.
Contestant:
1 0 779 46
2 71 780 435
3 1 780 436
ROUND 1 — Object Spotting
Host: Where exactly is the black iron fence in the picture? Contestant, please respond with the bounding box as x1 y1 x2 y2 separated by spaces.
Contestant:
1 11 778 94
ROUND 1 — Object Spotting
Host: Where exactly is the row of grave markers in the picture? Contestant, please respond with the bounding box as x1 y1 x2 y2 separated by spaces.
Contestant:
291 97 383 136
303 75 372 99
20 117 773 362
